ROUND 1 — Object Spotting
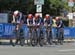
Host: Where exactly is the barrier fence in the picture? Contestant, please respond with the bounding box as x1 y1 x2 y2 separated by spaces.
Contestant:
0 23 75 39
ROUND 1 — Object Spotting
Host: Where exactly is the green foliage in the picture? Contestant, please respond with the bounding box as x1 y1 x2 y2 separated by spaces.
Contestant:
0 0 70 15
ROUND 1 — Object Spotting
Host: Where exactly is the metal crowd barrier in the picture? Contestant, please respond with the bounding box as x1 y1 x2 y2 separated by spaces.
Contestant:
0 23 75 39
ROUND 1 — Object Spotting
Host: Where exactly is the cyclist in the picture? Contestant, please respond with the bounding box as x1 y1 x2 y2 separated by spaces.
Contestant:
12 10 24 46
55 17 64 45
44 14 53 45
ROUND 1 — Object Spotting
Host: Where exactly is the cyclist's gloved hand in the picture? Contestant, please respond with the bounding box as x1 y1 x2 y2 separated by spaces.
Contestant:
37 23 40 26
58 25 61 28
27 24 30 26
48 24 50 26
33 23 35 26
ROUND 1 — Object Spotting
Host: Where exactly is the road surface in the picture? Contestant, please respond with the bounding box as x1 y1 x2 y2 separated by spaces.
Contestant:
0 43 75 55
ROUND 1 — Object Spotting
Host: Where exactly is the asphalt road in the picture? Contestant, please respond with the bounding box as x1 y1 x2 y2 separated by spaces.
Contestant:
0 43 75 55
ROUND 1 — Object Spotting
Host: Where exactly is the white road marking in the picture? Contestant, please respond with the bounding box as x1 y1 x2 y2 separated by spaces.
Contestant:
58 49 75 52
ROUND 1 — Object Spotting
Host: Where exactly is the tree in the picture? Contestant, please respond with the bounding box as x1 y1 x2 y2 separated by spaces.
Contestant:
42 0 69 16
0 0 69 15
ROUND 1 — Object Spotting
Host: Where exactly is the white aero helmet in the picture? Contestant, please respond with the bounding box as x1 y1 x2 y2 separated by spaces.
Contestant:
46 14 50 16
14 10 19 16
56 17 60 21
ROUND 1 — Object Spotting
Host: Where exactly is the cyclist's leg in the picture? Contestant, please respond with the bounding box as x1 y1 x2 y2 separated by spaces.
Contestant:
59 28 64 45
55 28 59 45
19 27 25 46
39 28 44 46
42 27 46 44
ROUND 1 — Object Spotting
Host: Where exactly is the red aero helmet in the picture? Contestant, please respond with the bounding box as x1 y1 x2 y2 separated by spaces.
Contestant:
28 14 33 19
35 14 39 19
45 14 50 19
